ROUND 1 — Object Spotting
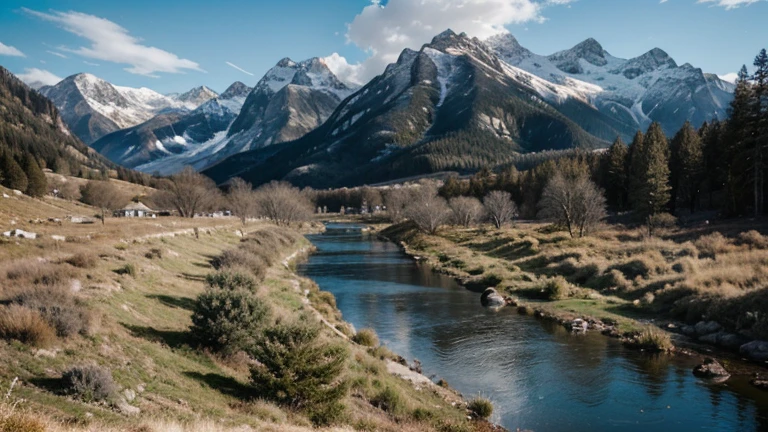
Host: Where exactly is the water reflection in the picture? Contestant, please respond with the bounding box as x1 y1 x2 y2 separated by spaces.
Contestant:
297 224 768 432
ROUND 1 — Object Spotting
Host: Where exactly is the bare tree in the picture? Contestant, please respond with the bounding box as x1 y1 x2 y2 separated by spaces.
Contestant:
449 196 484 227
254 181 314 226
404 185 451 234
227 177 256 225
538 173 607 238
484 190 518 229
154 167 220 218
384 187 410 223
79 180 129 224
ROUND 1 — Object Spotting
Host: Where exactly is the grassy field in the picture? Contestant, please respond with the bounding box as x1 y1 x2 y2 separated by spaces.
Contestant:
0 187 494 432
380 218 768 355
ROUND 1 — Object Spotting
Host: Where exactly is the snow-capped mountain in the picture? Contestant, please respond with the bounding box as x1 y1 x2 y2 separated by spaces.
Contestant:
129 57 355 175
204 30 629 188
172 85 218 110
39 73 209 144
91 81 251 169
485 34 735 135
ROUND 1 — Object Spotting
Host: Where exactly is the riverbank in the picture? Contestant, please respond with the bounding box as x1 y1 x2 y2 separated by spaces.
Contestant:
378 220 768 381
0 193 498 431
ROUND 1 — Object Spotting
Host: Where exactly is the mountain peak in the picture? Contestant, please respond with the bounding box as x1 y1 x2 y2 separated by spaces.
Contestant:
548 37 607 73
177 85 219 104
432 29 457 43
484 33 531 64
220 81 253 99
277 57 296 68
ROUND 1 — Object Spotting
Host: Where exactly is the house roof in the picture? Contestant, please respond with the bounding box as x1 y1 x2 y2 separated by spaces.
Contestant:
121 202 155 212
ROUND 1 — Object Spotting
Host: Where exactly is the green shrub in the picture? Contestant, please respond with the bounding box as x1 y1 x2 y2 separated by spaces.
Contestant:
212 249 266 280
205 271 257 292
467 396 493 419
248 318 348 426
0 305 56 347
62 364 117 402
191 289 271 354
411 407 434 421
371 386 405 416
116 264 137 277
15 287 91 338
352 328 379 347
543 277 570 300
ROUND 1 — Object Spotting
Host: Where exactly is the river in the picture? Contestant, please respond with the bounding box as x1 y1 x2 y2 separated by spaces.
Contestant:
296 223 768 432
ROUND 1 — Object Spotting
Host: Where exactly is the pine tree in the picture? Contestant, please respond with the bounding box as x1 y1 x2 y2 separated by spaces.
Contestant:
627 131 645 210
630 123 671 220
726 66 756 215
753 49 768 215
604 137 629 209
0 151 28 192
670 122 704 214
22 153 47 197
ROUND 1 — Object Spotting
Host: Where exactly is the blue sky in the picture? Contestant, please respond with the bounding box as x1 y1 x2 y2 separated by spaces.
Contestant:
0 0 765 94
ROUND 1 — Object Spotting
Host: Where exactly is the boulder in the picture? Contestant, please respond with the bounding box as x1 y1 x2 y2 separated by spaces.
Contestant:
740 340 768 362
699 332 747 350
751 379 768 391
695 321 722 336
569 318 589 333
693 358 730 380
480 288 506 309
2 229 37 239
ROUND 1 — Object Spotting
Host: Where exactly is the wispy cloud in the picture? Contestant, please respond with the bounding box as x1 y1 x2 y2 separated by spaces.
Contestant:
225 61 254 76
83 61 100 66
23 8 204 77
0 41 25 57
325 0 574 85
697 0 761 9
17 68 62 87
46 50 68 59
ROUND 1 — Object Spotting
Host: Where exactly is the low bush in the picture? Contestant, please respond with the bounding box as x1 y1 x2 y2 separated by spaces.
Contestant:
62 364 118 402
248 318 348 426
467 397 493 419
15 286 91 337
0 305 56 347
738 230 768 250
212 249 266 280
145 248 163 259
64 253 98 269
116 264 137 277
0 413 46 432
371 386 405 416
191 289 271 354
205 271 257 292
543 277 570 300
5 261 76 287
695 232 734 258
634 327 673 352
352 328 379 347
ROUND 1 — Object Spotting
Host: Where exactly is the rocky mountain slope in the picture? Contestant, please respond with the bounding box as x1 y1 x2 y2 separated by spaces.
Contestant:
485 34 735 135
90 81 251 169
131 57 354 175
0 67 113 176
204 30 633 188
39 74 214 144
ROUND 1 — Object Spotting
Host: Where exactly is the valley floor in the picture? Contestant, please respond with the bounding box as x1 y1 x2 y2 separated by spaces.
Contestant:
0 189 493 432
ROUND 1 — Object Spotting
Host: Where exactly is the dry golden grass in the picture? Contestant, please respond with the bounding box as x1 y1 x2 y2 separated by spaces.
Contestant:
0 305 56 347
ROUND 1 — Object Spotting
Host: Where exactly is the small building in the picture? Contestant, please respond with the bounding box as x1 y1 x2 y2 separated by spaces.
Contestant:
115 202 157 218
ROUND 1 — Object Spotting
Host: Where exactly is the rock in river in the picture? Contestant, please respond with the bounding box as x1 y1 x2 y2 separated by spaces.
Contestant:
693 358 730 381
480 288 506 309
740 340 768 362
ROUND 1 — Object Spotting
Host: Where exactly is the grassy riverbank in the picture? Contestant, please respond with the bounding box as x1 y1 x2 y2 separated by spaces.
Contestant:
380 219 768 358
0 188 498 432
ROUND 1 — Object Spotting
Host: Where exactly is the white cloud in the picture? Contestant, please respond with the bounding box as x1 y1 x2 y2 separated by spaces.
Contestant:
24 8 204 77
324 0 573 84
46 50 68 59
83 61 100 66
697 0 762 9
17 68 62 87
225 61 254 76
0 42 25 57
719 72 739 83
